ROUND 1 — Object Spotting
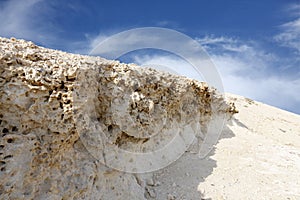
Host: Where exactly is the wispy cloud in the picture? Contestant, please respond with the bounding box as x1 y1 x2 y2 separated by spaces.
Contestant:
197 36 252 53
0 0 84 50
209 49 300 113
133 54 204 81
0 0 38 34
286 3 300 17
0 0 51 43
85 33 113 52
208 37 300 114
274 3 300 53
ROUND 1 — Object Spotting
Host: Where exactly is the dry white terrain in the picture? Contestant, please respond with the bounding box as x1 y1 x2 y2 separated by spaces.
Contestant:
153 94 300 200
201 94 300 199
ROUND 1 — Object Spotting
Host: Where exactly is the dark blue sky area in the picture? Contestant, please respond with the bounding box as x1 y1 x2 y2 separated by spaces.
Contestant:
44 0 295 42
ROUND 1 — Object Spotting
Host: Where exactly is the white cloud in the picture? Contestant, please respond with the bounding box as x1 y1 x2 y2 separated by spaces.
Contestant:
196 36 252 53
133 54 205 81
274 3 300 53
287 3 300 17
274 18 300 53
85 32 121 54
211 53 300 111
207 38 300 114
0 0 76 49
197 36 236 45
0 0 44 39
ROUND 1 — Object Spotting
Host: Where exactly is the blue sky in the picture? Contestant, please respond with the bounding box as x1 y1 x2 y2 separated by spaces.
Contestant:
0 0 299 114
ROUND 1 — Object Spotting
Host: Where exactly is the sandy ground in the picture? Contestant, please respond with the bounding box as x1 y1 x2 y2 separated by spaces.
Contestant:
151 94 300 200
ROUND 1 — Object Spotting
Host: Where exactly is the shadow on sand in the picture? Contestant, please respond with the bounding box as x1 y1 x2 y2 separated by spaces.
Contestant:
150 116 248 199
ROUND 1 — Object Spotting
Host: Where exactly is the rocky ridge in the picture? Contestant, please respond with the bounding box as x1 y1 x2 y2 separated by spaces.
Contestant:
0 37 236 199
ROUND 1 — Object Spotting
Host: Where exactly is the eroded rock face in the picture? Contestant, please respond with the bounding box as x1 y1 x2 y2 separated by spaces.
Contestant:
0 37 236 199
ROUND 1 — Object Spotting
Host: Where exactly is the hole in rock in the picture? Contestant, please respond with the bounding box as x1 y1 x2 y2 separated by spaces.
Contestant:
2 128 8 134
7 138 14 143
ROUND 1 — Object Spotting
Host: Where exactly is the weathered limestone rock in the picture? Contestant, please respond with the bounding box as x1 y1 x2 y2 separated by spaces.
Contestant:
0 37 236 199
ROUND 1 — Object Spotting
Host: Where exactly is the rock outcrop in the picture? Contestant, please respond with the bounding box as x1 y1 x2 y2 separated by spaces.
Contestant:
0 37 236 199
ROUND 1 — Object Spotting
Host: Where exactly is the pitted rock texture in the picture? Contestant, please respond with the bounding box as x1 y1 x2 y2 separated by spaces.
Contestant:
0 37 236 199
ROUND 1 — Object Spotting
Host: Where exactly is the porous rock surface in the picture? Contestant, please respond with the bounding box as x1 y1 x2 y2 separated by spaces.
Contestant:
0 37 236 199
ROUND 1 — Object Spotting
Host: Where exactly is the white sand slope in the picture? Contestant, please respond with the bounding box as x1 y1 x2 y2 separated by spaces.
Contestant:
152 94 300 200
